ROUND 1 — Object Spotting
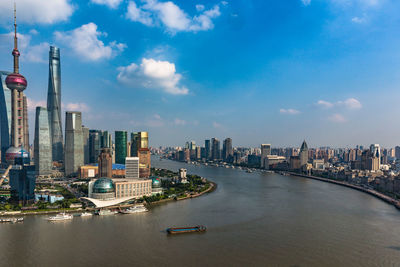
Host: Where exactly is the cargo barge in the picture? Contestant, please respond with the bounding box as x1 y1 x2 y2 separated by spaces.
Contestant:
166 225 206 234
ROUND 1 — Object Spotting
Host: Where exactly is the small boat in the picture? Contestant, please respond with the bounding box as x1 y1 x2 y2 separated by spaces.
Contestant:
95 209 117 216
166 225 207 234
47 213 73 221
80 212 93 217
0 217 23 223
120 205 148 214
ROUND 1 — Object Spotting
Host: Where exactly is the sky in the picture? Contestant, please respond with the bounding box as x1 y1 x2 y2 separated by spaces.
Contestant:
1 0 400 148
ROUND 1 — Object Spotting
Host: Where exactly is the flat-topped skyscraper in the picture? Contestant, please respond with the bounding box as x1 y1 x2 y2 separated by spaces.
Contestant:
47 46 64 162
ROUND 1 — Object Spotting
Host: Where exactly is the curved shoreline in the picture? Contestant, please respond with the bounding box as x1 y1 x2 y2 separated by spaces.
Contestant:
288 172 400 210
146 181 217 206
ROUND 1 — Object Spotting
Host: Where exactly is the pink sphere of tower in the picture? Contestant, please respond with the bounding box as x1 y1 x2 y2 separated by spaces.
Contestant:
5 72 27 92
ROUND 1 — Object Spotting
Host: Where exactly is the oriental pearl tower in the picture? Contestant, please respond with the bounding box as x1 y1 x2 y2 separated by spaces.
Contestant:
5 4 29 165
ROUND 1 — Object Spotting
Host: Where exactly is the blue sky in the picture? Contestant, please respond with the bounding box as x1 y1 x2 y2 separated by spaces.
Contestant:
1 0 400 148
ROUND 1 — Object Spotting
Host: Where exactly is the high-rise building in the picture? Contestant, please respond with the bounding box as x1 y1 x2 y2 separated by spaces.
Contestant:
64 112 83 176
34 107 52 175
211 138 220 160
89 130 101 163
370 144 381 169
395 146 400 159
115 131 127 164
22 95 29 152
130 132 139 157
47 46 63 162
138 148 151 178
260 144 271 168
125 157 139 179
205 139 211 160
0 71 12 164
98 148 112 178
222 138 233 161
82 126 90 164
299 140 309 167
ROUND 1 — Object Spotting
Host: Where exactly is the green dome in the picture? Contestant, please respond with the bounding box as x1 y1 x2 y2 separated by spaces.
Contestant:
152 178 161 188
93 178 114 193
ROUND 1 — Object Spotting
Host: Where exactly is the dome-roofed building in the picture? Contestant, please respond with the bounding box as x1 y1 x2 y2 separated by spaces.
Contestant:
151 177 163 195
91 177 115 200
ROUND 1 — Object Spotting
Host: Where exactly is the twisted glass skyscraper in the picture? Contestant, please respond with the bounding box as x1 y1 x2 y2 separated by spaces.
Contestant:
47 46 64 162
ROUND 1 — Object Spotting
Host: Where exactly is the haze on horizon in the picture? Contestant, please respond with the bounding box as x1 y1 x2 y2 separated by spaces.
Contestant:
0 0 399 148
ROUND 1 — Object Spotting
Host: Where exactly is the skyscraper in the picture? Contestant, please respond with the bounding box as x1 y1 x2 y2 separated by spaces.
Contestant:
115 130 127 164
98 148 112 178
82 126 90 164
222 138 233 162
22 95 29 152
260 144 271 168
130 132 139 157
138 148 151 178
211 138 220 160
34 107 52 175
64 112 83 176
0 71 12 164
205 139 211 160
47 46 63 162
125 157 139 179
299 140 309 167
89 130 101 163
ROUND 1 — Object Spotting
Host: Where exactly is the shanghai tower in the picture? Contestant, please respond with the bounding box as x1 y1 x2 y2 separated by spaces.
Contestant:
47 46 64 162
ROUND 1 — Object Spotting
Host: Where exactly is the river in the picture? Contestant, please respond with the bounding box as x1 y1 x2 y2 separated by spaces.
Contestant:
1 156 400 266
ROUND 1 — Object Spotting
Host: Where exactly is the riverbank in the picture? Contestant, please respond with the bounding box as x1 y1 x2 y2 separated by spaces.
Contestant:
288 172 400 210
146 181 216 206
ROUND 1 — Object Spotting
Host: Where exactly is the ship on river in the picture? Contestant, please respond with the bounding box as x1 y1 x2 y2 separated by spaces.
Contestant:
166 225 207 234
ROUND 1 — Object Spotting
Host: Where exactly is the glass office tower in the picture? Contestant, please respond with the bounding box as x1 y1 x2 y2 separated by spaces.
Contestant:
64 112 83 176
47 46 64 162
34 107 52 175
115 131 127 164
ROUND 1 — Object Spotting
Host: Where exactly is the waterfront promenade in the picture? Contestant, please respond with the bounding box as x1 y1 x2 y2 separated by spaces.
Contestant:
289 172 400 210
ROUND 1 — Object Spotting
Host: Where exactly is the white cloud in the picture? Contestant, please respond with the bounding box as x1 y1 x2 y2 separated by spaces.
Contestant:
174 118 186 125
352 16 367 23
91 0 123 9
26 42 50 63
117 58 189 95
329 113 347 123
196 4 205 11
213 122 222 128
301 0 311 6
146 114 165 127
126 0 223 33
65 103 90 112
317 100 334 108
317 98 362 110
27 98 46 112
54 23 126 61
280 108 300 115
0 0 73 25
338 98 362 109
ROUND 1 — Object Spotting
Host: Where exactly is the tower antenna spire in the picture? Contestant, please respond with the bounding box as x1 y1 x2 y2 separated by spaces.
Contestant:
12 1 19 73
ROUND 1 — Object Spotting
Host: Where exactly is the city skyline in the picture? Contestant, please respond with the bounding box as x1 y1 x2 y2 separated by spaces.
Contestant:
0 1 400 147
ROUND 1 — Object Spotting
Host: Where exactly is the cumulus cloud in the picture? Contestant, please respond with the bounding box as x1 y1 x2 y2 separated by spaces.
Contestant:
329 113 347 123
213 122 222 129
65 103 90 112
91 0 123 9
0 0 73 25
317 98 362 110
126 0 223 33
27 98 46 112
146 114 165 127
174 118 186 125
54 23 126 61
280 108 300 115
301 0 311 6
352 16 367 23
117 58 189 95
